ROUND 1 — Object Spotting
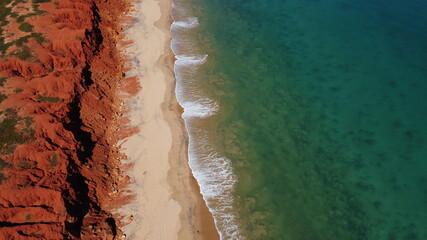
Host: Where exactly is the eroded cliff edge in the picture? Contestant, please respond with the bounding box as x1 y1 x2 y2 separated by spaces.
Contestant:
0 0 128 239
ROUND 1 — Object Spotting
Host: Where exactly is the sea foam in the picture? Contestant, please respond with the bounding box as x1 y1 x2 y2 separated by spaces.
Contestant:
171 17 199 29
171 4 244 239
181 98 219 119
175 54 208 68
188 142 241 239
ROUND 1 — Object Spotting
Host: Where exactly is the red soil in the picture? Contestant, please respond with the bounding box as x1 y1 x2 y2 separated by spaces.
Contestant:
0 0 130 239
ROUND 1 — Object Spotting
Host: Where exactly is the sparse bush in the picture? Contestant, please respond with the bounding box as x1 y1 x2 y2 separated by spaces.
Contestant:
0 109 32 155
12 0 26 7
4 108 17 117
16 14 28 23
18 22 33 32
0 158 11 184
0 93 7 103
12 46 32 60
21 117 35 138
0 7 12 27
0 38 12 55
0 77 6 86
49 153 58 166
0 2 12 54
24 117 33 125
32 32 47 44
18 160 34 170
14 36 29 47
14 88 23 93
37 94 62 103
0 173 7 183
22 127 35 138
31 3 46 15
0 158 11 171
33 0 51 3
0 117 24 153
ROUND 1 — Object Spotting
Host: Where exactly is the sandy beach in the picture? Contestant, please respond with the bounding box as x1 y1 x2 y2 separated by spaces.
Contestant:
116 0 219 239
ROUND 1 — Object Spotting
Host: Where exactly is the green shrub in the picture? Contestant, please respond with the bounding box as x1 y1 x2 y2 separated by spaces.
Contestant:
22 127 35 138
0 77 7 87
15 36 29 47
0 158 11 184
16 14 28 23
0 109 31 155
0 158 11 171
0 37 10 54
18 22 33 32
33 0 51 3
18 160 33 169
49 153 58 166
0 173 7 183
37 94 62 103
4 108 17 117
15 8 46 23
0 118 24 151
32 32 47 44
12 0 26 6
21 117 34 138
24 117 33 126
31 3 46 15
0 93 7 103
0 7 12 27
12 46 32 60
14 88 23 93
0 4 11 55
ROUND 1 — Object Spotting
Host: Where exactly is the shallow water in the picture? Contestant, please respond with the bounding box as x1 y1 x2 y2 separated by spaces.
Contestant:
172 0 427 239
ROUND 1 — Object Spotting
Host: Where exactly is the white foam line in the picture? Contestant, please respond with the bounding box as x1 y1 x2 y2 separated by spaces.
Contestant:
188 143 241 239
175 54 208 67
171 17 199 29
181 98 219 119
171 6 244 240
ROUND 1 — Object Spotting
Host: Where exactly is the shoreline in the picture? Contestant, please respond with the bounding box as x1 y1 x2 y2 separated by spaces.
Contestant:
117 0 219 239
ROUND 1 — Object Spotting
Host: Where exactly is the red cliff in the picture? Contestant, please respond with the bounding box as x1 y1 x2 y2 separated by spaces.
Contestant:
0 0 129 239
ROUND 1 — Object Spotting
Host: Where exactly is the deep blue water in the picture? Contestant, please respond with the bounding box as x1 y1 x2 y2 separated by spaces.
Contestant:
172 0 427 239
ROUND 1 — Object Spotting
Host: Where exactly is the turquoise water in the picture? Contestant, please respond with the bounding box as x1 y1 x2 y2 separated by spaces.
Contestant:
172 0 427 239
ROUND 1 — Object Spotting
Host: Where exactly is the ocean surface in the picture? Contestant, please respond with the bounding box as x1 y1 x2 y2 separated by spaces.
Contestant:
171 0 427 239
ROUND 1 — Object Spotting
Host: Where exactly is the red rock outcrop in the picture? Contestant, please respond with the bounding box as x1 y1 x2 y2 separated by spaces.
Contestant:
0 0 129 239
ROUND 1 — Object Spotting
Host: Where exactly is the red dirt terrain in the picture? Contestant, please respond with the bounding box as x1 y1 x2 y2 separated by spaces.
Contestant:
0 0 129 239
